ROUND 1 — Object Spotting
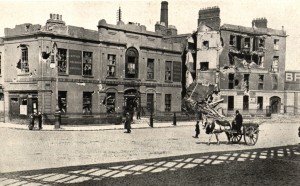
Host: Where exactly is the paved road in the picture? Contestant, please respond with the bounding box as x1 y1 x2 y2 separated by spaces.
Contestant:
0 119 299 185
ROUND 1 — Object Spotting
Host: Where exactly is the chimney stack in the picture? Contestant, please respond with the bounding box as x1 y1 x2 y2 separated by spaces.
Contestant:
252 18 268 28
198 6 220 30
160 1 168 27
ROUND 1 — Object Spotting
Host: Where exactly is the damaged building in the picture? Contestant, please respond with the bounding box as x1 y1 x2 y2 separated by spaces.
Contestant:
0 2 183 124
195 7 288 116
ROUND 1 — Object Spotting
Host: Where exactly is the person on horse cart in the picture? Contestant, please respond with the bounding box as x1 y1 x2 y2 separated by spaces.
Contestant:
233 110 243 134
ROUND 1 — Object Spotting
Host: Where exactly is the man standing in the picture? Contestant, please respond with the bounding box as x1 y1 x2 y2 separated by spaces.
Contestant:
193 120 200 138
234 110 243 134
124 112 131 133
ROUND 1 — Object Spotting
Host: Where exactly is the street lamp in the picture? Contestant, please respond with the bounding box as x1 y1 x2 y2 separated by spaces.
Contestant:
50 42 61 129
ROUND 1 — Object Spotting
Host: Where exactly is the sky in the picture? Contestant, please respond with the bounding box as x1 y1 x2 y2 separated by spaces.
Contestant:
0 0 299 70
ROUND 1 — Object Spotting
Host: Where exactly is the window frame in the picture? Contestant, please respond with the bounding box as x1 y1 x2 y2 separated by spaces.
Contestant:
274 39 279 50
165 94 171 112
83 92 93 115
58 91 67 114
258 75 264 90
146 93 154 112
106 92 116 114
165 61 172 81
57 48 68 74
20 47 29 73
147 58 155 80
107 54 116 78
82 51 93 76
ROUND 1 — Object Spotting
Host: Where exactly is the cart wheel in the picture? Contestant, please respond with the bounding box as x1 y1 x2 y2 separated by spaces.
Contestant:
230 132 242 144
244 126 259 146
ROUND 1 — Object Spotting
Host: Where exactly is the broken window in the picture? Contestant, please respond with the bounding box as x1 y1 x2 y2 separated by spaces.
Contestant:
243 74 249 92
147 93 154 111
228 96 234 111
106 92 116 113
258 38 265 48
58 48 67 74
228 73 234 89
243 96 249 110
18 46 29 73
165 61 172 81
147 58 154 80
258 75 264 90
107 54 116 77
272 56 279 73
83 51 92 76
165 94 171 112
236 35 242 51
58 91 67 114
83 92 92 115
244 38 250 48
125 48 139 78
202 40 209 49
274 39 279 50
257 96 263 110
200 62 209 71
229 35 236 46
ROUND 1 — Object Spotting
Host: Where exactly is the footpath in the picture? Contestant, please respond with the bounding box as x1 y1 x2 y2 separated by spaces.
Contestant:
0 119 196 131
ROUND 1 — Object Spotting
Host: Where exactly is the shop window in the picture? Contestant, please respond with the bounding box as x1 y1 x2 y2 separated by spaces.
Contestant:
228 73 234 89
274 39 279 50
272 56 279 73
202 40 209 49
147 93 154 111
165 61 172 81
229 35 235 46
83 92 92 115
147 59 154 80
58 48 67 74
58 91 67 113
20 98 28 115
243 96 249 110
125 48 139 78
200 62 209 71
257 97 263 110
258 75 264 90
165 94 171 112
244 38 250 48
106 93 116 113
228 96 234 111
107 54 116 77
83 51 92 76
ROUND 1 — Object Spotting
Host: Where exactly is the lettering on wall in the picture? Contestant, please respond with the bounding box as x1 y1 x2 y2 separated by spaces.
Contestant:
69 50 82 75
286 72 300 82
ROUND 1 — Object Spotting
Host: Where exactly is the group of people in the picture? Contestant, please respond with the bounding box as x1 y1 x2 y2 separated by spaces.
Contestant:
29 112 43 130
193 110 243 140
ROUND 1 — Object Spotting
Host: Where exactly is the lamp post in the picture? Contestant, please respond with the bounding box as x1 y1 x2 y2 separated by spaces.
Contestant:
50 42 61 129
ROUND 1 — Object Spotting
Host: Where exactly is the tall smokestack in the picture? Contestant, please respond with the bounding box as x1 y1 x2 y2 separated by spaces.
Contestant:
160 1 168 27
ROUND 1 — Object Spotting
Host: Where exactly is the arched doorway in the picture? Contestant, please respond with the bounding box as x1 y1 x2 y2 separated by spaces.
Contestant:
270 96 281 114
125 47 139 78
123 89 140 117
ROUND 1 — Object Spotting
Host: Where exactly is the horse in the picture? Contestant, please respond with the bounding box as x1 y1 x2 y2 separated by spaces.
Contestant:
202 118 232 145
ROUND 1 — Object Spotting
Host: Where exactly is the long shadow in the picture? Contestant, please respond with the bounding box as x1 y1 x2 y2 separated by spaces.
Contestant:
0 145 299 185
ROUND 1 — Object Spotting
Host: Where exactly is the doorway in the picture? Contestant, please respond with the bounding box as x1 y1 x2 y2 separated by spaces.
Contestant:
270 96 281 114
123 89 140 117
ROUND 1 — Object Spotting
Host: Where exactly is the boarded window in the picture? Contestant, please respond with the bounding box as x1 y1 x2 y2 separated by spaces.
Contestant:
173 61 181 82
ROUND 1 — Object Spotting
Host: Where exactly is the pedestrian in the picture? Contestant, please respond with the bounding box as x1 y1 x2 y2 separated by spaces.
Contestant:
38 112 43 130
193 120 200 138
136 106 141 120
28 113 35 130
124 112 131 133
233 110 243 134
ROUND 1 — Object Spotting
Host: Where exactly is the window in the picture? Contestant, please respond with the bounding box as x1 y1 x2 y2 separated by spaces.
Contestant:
258 75 264 90
165 94 171 112
58 48 67 74
244 38 250 48
202 41 209 49
228 73 234 89
257 97 263 110
236 35 242 51
228 96 234 111
243 96 249 110
106 93 116 113
147 59 154 80
83 51 92 76
83 92 92 115
229 35 235 46
147 93 154 111
243 74 249 92
258 38 265 48
18 46 29 73
200 62 209 71
274 39 279 50
125 48 139 78
20 98 28 115
228 54 234 65
272 56 279 73
165 61 172 81
58 91 67 113
107 54 116 77
173 61 182 82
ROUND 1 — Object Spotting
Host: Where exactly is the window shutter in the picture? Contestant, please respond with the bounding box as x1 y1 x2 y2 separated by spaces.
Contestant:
173 61 181 82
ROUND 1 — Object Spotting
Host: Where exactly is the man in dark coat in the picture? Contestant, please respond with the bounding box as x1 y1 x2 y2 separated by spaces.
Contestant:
193 120 200 138
124 112 131 133
234 110 243 133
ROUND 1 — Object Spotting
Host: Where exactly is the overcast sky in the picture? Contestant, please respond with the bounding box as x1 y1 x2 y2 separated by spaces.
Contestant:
0 0 299 70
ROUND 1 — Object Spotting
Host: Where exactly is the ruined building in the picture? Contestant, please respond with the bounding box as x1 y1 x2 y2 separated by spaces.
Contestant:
196 7 288 115
0 3 183 124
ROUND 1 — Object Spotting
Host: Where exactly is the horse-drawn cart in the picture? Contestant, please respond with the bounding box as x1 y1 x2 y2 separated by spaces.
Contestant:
225 121 260 146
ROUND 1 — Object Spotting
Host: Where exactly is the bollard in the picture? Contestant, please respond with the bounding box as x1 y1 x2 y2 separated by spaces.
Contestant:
173 112 176 126
149 111 153 128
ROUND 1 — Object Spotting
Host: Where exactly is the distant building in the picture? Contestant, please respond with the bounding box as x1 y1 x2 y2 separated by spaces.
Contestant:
195 7 289 116
0 3 183 124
